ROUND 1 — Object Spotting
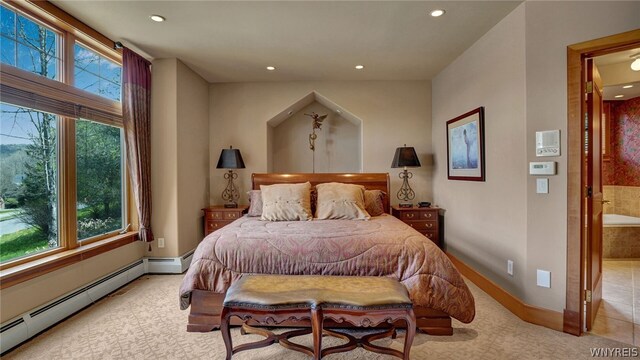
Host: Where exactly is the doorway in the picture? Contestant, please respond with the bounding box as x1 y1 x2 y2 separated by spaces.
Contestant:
588 49 640 345
565 29 640 338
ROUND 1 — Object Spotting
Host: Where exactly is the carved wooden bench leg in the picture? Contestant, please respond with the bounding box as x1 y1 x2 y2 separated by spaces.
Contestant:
220 307 233 360
403 309 417 360
311 307 323 360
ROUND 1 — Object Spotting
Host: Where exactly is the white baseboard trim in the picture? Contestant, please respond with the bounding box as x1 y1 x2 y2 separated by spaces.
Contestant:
0 249 195 355
144 249 195 274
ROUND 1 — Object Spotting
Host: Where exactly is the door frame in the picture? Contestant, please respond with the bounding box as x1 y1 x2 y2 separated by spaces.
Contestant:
564 29 640 336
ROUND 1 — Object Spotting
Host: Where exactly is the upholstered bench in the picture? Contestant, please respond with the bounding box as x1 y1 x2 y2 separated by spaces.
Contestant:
220 275 416 360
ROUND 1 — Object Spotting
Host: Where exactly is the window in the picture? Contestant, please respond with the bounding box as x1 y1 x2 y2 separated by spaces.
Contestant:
0 103 59 263
1 4 60 80
0 3 127 267
74 43 122 102
76 120 125 240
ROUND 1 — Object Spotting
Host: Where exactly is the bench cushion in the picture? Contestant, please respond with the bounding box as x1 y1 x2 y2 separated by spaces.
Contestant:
223 275 412 310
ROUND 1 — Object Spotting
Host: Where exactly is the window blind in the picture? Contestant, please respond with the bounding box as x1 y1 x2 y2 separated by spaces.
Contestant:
1 69 122 126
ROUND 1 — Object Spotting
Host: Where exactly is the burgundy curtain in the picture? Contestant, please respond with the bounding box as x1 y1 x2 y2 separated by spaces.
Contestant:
122 47 154 244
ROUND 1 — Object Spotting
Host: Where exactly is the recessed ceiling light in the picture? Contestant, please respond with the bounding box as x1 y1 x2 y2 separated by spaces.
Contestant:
614 94 624 98
266 66 276 71
150 15 165 22
430 9 446 17
623 84 633 89
355 65 364 70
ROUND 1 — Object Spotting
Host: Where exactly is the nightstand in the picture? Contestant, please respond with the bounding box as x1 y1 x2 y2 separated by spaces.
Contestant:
391 206 444 248
203 205 248 236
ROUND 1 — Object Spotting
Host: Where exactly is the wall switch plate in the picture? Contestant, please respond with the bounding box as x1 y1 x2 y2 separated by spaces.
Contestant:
536 178 549 194
507 260 514 276
157 238 165 248
537 269 551 288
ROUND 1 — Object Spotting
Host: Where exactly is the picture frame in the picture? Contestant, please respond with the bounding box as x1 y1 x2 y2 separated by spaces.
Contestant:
446 107 485 181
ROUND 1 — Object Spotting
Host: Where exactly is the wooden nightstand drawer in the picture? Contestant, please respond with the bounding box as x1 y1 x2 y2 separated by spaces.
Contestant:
392 206 444 249
419 211 437 220
225 212 241 220
422 231 439 245
207 221 233 231
399 211 421 221
202 205 248 236
406 220 437 231
207 211 223 220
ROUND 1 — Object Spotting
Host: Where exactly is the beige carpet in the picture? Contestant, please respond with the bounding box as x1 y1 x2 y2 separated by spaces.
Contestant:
4 274 636 360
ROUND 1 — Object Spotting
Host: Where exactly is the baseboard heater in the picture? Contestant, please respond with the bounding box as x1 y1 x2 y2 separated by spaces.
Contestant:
0 250 195 355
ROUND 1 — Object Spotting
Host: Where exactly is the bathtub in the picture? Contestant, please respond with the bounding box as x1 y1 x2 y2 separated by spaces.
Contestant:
603 214 640 258
604 214 640 227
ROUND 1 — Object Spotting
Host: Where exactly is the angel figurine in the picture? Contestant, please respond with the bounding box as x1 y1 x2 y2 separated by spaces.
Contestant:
305 112 327 151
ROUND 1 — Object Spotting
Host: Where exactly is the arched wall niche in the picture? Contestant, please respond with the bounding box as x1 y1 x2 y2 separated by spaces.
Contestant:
266 91 363 173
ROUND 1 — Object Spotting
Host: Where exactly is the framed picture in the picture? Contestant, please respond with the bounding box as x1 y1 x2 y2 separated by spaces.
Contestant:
446 107 485 181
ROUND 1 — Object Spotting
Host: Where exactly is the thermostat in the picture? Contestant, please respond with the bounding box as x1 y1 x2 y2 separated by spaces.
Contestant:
529 162 556 175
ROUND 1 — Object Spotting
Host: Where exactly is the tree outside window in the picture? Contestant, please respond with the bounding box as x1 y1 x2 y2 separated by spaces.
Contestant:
0 5 124 263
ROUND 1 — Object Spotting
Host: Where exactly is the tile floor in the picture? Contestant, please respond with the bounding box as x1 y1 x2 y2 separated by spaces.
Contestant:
591 260 639 346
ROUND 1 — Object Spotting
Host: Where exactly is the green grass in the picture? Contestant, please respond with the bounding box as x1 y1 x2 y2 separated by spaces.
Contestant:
0 228 49 263
0 209 19 221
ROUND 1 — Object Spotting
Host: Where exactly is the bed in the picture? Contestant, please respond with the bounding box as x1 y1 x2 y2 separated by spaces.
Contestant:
179 173 475 335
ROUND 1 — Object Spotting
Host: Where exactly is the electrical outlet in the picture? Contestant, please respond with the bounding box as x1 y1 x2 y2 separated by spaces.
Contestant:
507 260 514 276
158 238 165 248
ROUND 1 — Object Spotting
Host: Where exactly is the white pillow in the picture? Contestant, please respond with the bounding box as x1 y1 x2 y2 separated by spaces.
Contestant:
260 182 313 221
315 182 370 220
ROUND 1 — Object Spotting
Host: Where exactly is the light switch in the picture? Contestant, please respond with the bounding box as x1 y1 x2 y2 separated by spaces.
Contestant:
537 269 551 288
536 178 549 194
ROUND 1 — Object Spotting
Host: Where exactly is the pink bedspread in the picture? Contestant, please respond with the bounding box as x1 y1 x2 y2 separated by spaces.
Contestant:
179 214 475 323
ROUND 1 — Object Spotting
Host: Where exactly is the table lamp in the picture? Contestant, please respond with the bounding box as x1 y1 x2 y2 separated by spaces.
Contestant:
391 145 421 208
216 146 245 208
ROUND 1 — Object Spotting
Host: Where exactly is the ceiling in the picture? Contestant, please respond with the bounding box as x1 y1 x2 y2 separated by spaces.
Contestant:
595 47 640 100
51 1 521 83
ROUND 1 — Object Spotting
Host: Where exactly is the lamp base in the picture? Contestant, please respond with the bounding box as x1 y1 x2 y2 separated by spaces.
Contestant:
398 203 413 208
224 203 238 208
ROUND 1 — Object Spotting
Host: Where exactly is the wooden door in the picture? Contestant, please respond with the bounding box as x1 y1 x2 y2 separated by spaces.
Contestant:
585 58 603 331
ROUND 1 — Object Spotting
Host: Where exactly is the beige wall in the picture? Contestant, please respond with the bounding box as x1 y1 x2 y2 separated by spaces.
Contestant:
432 5 528 299
150 59 179 257
272 102 361 173
0 242 144 323
176 60 210 255
150 58 209 257
209 81 432 206
432 1 640 311
523 0 640 311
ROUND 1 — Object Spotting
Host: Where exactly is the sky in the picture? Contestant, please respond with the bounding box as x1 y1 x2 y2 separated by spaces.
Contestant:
1 4 121 146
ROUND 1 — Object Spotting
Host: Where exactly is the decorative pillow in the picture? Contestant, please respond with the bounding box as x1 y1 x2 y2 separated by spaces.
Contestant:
246 190 263 217
364 190 386 217
315 182 370 220
310 187 317 215
260 182 313 221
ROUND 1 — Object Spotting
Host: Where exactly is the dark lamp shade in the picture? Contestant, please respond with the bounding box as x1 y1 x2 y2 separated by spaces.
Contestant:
216 146 246 169
391 146 421 168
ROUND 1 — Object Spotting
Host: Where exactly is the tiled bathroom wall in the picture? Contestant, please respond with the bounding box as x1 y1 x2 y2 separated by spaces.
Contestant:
603 185 640 217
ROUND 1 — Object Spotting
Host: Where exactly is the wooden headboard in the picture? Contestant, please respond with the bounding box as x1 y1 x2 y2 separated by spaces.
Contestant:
252 173 391 214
